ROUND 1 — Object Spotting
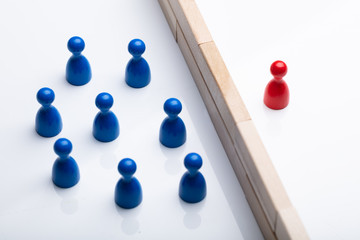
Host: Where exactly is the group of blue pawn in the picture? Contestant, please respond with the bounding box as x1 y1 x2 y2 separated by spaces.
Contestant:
65 36 150 88
35 36 206 209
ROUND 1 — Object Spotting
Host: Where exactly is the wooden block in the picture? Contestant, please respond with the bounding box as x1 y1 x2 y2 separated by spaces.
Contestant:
169 0 214 73
276 207 309 240
177 23 275 240
199 42 251 138
217 118 276 240
242 169 277 240
234 120 293 230
170 0 251 137
176 22 202 95
158 0 177 39
161 1 308 238
169 0 212 45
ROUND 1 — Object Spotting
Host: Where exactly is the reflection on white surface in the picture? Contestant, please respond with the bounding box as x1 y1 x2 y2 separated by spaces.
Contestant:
116 204 141 235
53 183 80 215
179 197 205 230
0 0 262 239
60 197 79 215
196 0 360 238
99 152 118 170
159 142 185 175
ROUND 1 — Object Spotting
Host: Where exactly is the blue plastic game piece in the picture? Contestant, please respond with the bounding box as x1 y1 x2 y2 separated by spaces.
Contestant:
92 92 120 142
115 158 143 209
66 36 92 86
159 98 186 148
125 39 151 88
52 138 80 188
35 87 63 137
179 153 207 203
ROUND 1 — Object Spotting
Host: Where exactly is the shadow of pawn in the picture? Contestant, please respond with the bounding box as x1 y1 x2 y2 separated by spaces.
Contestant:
179 196 206 230
53 183 79 215
99 152 118 170
115 203 142 235
178 153 207 229
159 142 184 175
51 138 80 215
114 158 143 235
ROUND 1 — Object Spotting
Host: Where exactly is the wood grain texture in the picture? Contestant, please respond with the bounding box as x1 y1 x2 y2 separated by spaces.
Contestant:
177 22 276 239
158 0 177 39
199 42 251 136
168 0 214 83
169 0 212 45
276 207 309 240
159 0 309 239
235 120 292 230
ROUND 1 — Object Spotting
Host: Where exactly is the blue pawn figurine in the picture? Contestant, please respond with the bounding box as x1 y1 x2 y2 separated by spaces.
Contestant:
93 92 120 142
159 98 186 148
179 153 207 203
66 36 92 86
35 87 63 137
52 138 80 188
125 39 151 88
115 158 143 209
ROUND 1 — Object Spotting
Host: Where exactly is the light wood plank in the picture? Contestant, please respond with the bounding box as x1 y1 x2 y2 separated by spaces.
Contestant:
276 207 309 240
199 41 251 136
168 0 214 75
235 120 292 230
169 0 212 45
159 0 309 239
170 0 251 136
158 0 177 39
177 22 276 239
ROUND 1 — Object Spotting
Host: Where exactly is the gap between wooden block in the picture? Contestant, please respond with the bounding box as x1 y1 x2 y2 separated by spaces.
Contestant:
196 40 308 239
276 207 309 239
176 22 276 240
198 41 251 136
169 0 212 45
169 0 251 137
159 0 309 238
235 120 308 239
158 0 177 39
169 0 303 234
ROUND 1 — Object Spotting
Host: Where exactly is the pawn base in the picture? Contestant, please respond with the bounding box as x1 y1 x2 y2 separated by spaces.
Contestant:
264 79 289 110
115 179 142 209
179 172 206 203
92 112 120 142
66 55 92 86
125 58 151 88
35 107 63 138
52 158 80 188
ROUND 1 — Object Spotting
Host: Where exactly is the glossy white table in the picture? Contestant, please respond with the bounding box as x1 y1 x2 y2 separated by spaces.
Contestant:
197 0 360 238
0 0 263 239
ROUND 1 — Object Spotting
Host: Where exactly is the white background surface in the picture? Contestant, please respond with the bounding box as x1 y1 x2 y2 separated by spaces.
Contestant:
196 0 360 239
0 0 263 239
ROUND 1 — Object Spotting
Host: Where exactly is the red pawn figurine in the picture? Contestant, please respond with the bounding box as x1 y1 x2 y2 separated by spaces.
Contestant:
264 60 289 110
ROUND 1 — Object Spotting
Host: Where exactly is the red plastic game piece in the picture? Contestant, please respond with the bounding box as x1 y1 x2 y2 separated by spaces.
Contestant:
264 60 289 110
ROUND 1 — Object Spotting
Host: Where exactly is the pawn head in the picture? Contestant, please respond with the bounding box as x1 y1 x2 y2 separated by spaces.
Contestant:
270 60 287 79
95 92 113 112
68 36 85 55
128 39 146 58
54 138 72 158
37 87 55 107
184 153 203 175
164 98 182 118
118 158 137 180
